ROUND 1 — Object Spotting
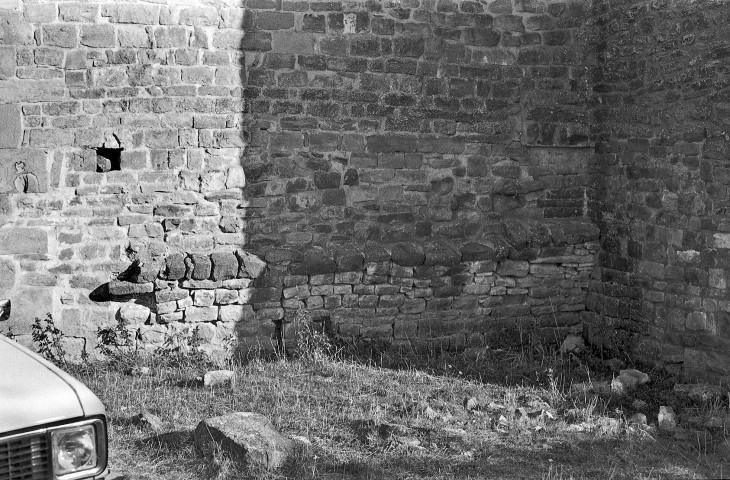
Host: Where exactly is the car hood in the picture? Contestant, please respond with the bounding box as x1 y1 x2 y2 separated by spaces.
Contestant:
0 335 106 433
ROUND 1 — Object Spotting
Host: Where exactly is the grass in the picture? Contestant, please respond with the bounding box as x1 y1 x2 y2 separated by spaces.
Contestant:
62 339 730 480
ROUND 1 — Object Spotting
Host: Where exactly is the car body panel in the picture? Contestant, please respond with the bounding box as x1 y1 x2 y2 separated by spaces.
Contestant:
0 335 106 433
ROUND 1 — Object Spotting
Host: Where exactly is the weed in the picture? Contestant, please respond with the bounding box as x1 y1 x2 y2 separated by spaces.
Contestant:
290 307 335 363
96 316 139 371
97 317 133 354
157 325 217 370
546 367 566 406
96 318 231 372
198 444 245 480
31 313 67 366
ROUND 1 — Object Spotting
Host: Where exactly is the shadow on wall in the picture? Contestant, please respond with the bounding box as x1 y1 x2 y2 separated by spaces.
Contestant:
232 1 599 357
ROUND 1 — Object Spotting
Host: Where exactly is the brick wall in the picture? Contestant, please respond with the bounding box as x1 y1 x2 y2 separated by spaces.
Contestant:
586 0 730 381
0 0 599 359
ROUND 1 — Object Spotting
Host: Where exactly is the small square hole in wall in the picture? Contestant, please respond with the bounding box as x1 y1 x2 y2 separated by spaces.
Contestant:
96 148 123 173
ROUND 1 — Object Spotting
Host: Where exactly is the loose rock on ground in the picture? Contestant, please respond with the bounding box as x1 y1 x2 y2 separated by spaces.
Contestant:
194 412 294 469
203 369 235 388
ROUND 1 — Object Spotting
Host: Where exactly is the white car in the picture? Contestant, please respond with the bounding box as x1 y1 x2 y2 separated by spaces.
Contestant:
0 300 109 479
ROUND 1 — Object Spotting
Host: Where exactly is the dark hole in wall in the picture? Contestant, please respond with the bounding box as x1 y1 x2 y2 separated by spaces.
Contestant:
96 148 123 173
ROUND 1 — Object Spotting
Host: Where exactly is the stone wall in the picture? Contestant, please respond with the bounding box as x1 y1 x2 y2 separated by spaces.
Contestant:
586 0 730 381
0 0 599 358
238 0 598 351
276 219 598 351
0 0 255 357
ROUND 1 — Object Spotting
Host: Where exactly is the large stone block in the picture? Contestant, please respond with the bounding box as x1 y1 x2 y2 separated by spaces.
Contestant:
212 29 246 49
178 6 219 27
335 250 364 272
211 252 238 281
80 25 115 48
118 26 151 48
226 166 246 189
185 306 218 322
271 31 313 54
23 4 55 22
496 260 529 277
42 24 78 47
119 302 151 325
215 288 239 305
0 46 13 79
102 3 159 24
423 240 461 267
219 304 255 322
154 27 190 48
194 412 293 469
366 134 417 153
59 3 98 22
0 104 21 149
109 280 154 296
28 130 74 149
0 0 20 11
289 249 337 275
0 79 65 102
391 242 425 267
461 242 498 261
0 12 32 44
713 233 730 249
191 254 212 280
0 227 47 254
256 11 294 30
163 253 186 280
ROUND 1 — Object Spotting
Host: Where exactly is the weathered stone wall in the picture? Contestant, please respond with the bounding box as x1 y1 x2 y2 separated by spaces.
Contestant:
237 0 598 350
0 0 599 357
586 0 730 380
276 219 598 351
0 0 255 357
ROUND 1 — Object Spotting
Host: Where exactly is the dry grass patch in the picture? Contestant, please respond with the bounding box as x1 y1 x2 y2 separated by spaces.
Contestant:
64 345 729 480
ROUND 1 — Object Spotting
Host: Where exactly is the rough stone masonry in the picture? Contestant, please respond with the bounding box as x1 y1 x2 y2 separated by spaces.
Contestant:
0 0 727 381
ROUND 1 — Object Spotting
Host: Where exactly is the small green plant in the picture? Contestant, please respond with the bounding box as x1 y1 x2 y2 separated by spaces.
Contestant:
97 318 133 354
156 325 214 370
32 313 67 367
96 316 140 371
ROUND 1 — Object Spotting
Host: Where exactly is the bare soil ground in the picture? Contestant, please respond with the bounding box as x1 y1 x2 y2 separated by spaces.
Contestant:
67 345 730 480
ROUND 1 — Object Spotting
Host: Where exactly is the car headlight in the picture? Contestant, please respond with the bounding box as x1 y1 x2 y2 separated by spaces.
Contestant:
50 420 106 479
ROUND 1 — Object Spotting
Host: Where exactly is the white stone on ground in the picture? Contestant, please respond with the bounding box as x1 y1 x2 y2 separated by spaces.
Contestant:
203 370 235 388
658 406 676 431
